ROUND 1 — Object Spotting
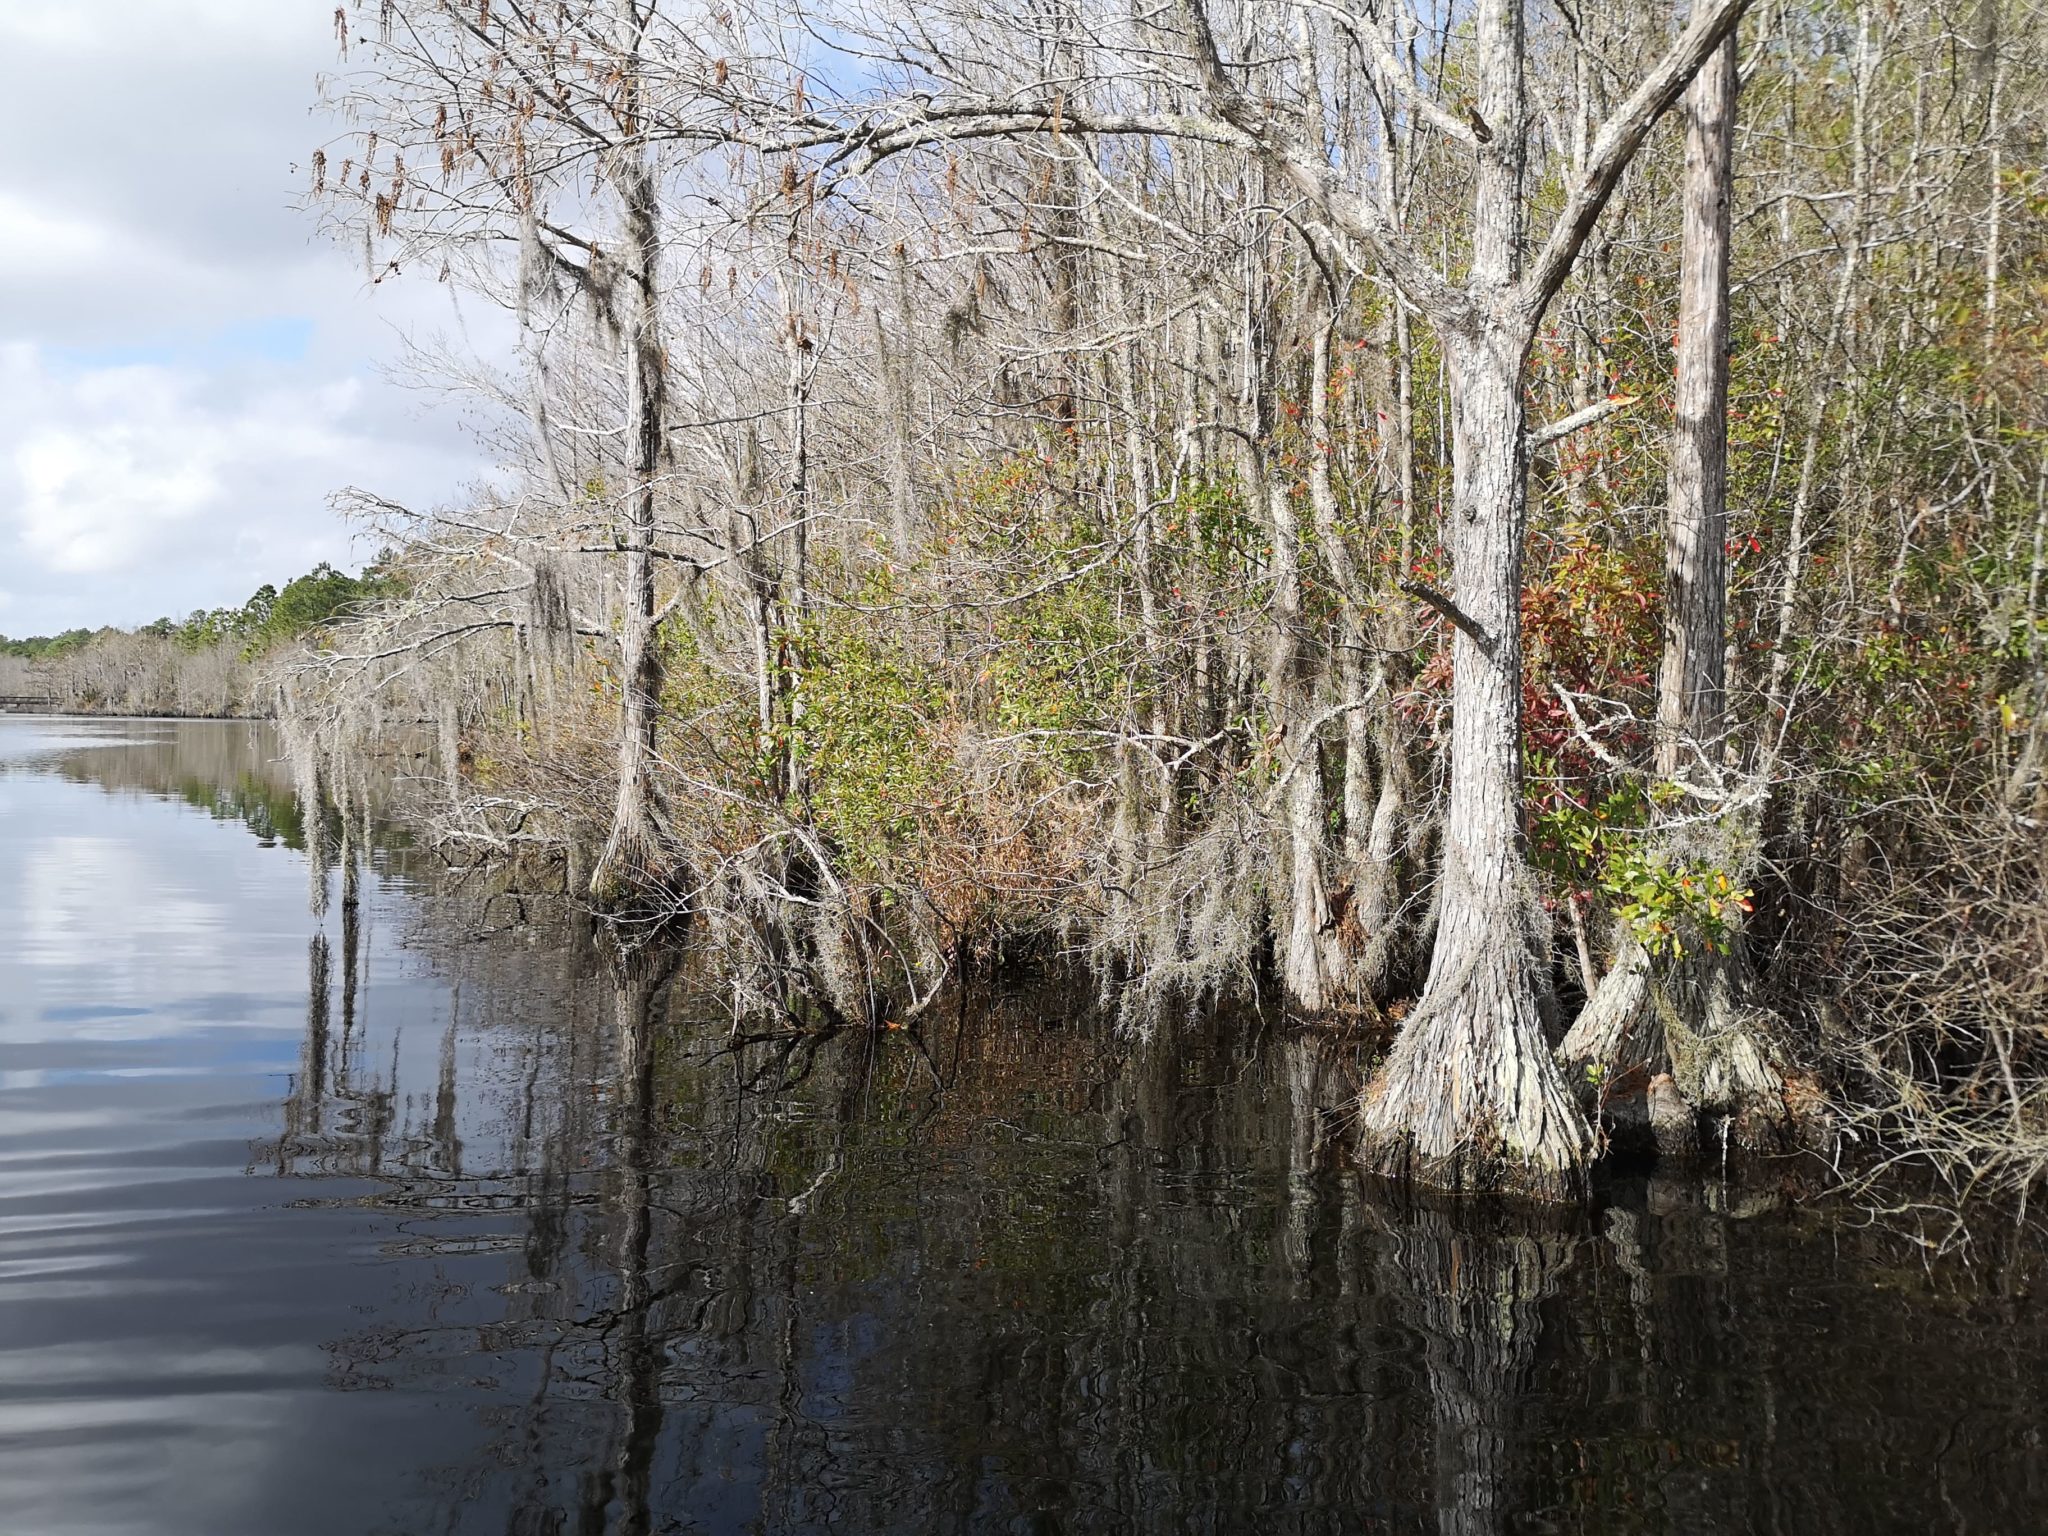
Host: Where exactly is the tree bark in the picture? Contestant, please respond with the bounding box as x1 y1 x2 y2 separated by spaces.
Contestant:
1361 328 1592 1196
1655 35 1735 781
1308 289 1389 1000
1269 425 1337 1013
592 135 668 905
884 245 918 554
1359 0 1592 1198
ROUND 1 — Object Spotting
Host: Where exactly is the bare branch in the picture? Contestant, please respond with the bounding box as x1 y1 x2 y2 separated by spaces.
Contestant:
1521 0 1753 326
1528 393 1639 452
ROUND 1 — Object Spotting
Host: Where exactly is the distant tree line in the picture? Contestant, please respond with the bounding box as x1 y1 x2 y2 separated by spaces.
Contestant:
0 557 396 716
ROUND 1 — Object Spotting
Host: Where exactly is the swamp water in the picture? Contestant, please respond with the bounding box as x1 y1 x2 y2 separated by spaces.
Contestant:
0 714 2043 1535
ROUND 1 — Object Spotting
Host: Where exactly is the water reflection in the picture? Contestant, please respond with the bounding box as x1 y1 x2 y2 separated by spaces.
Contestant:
2 716 2045 1536
7 716 310 846
290 955 2047 1535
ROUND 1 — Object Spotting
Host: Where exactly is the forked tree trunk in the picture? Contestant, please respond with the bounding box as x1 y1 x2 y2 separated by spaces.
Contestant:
1358 0 1591 1197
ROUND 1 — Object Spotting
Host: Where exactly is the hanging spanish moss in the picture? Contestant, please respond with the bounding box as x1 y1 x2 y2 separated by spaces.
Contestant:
255 0 2048 1203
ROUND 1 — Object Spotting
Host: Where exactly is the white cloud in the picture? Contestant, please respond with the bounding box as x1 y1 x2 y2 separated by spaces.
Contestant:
0 334 482 625
0 2 502 635
0 10 102 50
7 355 367 578
0 191 116 277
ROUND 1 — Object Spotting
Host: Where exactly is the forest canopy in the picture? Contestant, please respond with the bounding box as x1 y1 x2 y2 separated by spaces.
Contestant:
2 556 394 660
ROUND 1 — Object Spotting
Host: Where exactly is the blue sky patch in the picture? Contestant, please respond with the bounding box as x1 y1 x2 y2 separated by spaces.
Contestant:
49 315 315 371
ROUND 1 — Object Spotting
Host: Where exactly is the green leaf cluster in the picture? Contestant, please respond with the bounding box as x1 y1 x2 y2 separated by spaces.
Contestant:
793 628 951 879
6 553 400 663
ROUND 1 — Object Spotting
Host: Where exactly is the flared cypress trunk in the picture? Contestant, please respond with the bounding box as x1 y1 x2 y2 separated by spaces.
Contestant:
1359 329 1592 1197
1358 0 1591 1197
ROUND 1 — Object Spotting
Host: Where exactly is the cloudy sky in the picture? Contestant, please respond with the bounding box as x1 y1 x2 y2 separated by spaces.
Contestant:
0 3 495 638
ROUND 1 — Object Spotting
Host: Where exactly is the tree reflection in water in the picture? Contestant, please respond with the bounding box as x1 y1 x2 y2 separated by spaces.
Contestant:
1375 1206 1577 1536
59 723 2034 1534
240 884 2048 1536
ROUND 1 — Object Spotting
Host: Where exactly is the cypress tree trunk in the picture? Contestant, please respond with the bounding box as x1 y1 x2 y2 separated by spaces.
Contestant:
1656 34 1735 780
1562 33 1796 1154
1355 185 1417 996
1270 465 1337 1013
1559 40 1741 1097
1361 328 1591 1196
592 118 668 906
1359 0 1591 1198
1316 304 1402 998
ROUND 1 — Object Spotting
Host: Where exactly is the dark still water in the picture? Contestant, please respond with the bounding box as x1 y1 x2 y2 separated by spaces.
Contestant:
2 715 2045 1535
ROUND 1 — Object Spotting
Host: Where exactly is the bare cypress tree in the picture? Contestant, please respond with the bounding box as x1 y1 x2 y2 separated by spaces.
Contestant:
592 6 673 903
834 0 1750 1193
1157 0 1753 1194
292 0 2048 1197
354 0 1748 1195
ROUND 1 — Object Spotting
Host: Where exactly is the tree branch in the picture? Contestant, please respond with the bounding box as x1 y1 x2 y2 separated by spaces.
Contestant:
1400 577 1495 656
1528 393 1639 452
1521 0 1752 326
1171 0 1470 327
1306 0 1478 148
